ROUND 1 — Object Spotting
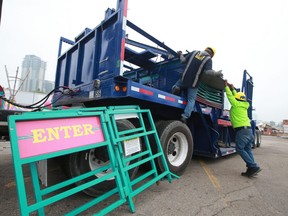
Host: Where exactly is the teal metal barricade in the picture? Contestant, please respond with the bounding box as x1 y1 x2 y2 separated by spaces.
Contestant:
8 106 178 215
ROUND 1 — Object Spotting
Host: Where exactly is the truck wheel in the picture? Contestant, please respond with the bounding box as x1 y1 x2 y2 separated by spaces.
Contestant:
64 119 141 197
154 120 193 176
256 130 261 147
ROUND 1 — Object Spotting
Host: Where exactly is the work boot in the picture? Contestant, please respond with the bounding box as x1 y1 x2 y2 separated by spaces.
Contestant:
172 86 180 95
241 167 261 177
241 168 252 177
248 167 261 177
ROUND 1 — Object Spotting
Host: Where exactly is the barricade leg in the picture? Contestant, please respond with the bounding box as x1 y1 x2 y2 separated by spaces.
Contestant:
30 162 45 215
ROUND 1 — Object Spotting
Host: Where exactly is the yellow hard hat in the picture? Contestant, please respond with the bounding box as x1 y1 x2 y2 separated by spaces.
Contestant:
205 47 216 57
235 92 246 101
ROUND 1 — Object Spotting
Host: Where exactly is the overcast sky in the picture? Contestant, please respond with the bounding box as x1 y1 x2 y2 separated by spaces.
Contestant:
1 0 288 123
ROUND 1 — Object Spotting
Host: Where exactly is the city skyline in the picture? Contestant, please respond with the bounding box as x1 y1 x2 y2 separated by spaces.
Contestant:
20 55 46 92
4 54 54 95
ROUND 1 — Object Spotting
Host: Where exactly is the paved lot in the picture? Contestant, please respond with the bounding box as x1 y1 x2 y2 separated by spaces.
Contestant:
1 135 288 216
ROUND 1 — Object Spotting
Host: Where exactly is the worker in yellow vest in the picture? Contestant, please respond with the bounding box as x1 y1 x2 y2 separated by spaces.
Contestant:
224 79 261 177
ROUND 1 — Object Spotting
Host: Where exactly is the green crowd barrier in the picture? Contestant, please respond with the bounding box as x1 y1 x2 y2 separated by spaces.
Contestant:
8 106 178 215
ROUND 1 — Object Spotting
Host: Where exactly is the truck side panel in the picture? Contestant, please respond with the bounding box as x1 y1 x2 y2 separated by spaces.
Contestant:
55 8 125 93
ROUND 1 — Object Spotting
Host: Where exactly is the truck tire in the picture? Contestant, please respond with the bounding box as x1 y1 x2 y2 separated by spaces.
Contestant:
64 119 141 197
256 130 261 147
154 120 193 176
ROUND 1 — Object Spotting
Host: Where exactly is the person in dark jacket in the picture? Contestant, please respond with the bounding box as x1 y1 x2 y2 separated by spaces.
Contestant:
172 47 222 123
224 79 261 177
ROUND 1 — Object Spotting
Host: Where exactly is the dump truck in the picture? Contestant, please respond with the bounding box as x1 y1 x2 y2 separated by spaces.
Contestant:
2 0 261 199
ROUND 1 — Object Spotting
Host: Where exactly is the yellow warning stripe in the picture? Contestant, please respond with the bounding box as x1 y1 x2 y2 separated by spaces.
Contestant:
199 160 221 189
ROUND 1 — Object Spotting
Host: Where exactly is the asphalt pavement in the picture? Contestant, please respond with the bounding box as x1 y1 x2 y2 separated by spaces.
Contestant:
1 135 288 216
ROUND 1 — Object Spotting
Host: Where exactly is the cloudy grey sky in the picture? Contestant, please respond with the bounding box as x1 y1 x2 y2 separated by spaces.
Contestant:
1 0 288 123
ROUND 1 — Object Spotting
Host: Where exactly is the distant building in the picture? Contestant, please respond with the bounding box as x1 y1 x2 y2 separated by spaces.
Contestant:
259 123 280 136
283 120 288 134
20 55 47 92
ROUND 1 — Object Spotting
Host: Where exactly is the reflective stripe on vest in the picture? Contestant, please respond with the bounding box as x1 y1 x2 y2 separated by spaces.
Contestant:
181 51 211 87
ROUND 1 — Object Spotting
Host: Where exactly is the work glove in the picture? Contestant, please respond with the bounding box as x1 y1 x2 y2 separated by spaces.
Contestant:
215 70 223 78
